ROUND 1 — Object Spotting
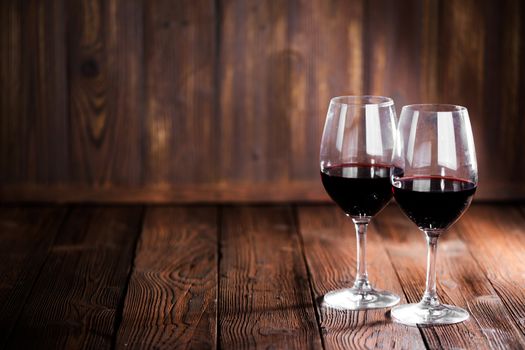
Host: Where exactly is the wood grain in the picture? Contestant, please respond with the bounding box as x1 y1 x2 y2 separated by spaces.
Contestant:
420 0 440 102
25 0 69 183
67 0 143 185
6 206 143 349
115 206 218 349
219 0 290 182
0 0 68 184
457 205 525 338
287 0 365 181
374 205 525 349
481 0 525 187
219 206 322 349
0 0 22 184
1 0 525 201
144 0 216 185
0 206 67 346
365 0 424 107
437 0 521 200
296 205 425 349
2 204 525 348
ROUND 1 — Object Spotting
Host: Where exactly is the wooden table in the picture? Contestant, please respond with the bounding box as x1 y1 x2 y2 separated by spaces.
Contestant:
1 203 524 349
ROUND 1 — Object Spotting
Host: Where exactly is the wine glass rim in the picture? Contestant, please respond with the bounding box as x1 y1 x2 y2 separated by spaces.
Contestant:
330 95 394 107
402 103 467 112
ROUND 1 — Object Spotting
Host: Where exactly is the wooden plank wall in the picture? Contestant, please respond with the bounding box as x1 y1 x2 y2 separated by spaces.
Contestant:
1 0 524 202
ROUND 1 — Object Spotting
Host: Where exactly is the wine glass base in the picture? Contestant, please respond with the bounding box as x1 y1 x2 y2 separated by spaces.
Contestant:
322 287 400 310
391 302 469 326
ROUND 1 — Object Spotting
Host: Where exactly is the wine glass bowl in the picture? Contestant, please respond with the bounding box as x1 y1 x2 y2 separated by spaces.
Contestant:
319 95 400 310
390 104 478 326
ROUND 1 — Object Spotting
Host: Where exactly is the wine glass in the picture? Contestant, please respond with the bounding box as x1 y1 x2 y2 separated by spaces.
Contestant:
319 95 400 310
390 104 478 326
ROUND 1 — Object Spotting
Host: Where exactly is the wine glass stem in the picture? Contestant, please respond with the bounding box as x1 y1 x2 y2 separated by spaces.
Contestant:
422 232 440 307
353 221 371 290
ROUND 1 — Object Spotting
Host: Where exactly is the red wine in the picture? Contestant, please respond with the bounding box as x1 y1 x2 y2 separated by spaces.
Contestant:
392 175 477 231
321 163 393 217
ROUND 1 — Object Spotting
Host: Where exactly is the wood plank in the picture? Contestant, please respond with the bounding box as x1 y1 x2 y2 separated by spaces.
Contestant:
219 0 289 182
374 204 525 349
364 0 423 107
287 0 364 181
420 0 440 103
481 0 525 187
0 206 67 346
115 206 218 349
1 1 525 203
219 206 322 349
297 205 425 349
0 0 68 184
518 0 525 186
23 0 69 183
0 1 22 184
6 206 143 349
67 0 143 185
498 0 525 185
438 0 485 114
456 205 525 337
437 0 507 203
106 0 144 185
144 0 216 185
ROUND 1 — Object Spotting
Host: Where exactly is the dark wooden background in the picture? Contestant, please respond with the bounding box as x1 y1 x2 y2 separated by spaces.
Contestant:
1 0 524 202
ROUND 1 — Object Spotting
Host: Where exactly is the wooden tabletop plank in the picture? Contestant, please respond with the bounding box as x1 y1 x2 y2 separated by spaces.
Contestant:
115 206 218 349
5 206 143 349
2 203 525 349
297 205 425 350
219 206 322 349
456 204 525 338
374 204 525 349
0 206 67 346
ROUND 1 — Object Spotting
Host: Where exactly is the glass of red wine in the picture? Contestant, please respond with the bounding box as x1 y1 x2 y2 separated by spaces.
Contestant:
390 104 478 326
320 96 400 310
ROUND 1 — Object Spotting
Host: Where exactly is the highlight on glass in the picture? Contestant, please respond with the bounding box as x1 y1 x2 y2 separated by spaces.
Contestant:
390 104 478 326
319 95 400 310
